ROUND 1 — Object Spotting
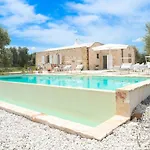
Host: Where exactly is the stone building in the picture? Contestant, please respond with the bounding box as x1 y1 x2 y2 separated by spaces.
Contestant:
36 42 136 70
89 44 136 70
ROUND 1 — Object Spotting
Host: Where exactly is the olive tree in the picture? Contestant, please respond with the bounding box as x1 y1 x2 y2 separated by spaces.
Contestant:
0 27 10 49
143 23 150 55
0 27 11 67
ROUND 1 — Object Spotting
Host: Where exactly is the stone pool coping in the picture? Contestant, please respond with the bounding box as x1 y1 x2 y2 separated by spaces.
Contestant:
17 73 150 77
0 101 129 141
2 72 150 78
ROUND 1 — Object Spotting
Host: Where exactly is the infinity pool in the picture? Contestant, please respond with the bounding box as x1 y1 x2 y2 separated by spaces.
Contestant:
0 75 150 127
0 75 149 91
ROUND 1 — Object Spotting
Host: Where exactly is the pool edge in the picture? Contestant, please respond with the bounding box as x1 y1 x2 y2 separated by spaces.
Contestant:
0 101 129 141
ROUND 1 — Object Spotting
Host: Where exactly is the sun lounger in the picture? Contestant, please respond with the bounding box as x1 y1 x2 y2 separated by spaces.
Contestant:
145 62 150 74
147 62 150 69
131 63 140 72
139 63 147 72
120 63 132 74
63 65 72 71
76 64 83 71
113 66 120 71
54 66 59 72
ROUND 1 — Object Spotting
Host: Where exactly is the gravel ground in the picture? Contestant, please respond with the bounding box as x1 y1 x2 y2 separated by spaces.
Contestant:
0 97 150 150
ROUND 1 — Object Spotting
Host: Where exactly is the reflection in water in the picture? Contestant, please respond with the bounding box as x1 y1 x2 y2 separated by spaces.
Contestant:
103 79 108 86
0 75 149 91
97 82 100 88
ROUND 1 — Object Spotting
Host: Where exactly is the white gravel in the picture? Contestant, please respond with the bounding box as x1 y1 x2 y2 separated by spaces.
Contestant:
0 97 150 150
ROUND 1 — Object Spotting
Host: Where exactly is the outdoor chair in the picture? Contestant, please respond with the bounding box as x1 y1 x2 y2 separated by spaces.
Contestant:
139 63 147 72
113 66 120 72
120 63 132 74
131 63 140 72
63 65 72 72
146 62 150 74
76 64 83 71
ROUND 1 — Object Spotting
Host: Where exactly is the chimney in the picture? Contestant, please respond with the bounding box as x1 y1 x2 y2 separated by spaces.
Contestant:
74 39 79 45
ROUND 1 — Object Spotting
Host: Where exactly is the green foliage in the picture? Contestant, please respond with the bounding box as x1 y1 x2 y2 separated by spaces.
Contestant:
28 53 36 66
21 68 26 74
9 47 19 67
18 47 29 67
0 27 11 66
0 67 22 73
0 72 9 75
135 48 146 63
0 27 10 49
0 48 12 67
144 23 150 55
0 26 35 71
0 47 35 68
137 53 146 64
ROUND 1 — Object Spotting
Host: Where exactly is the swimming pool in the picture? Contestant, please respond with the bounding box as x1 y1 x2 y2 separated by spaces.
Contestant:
1 74 150 140
0 75 149 91
0 74 150 127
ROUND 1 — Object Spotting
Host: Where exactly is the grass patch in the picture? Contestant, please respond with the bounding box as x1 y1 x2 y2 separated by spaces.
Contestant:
0 66 36 75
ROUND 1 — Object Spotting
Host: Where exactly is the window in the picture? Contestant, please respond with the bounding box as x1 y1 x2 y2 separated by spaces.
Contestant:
121 49 123 57
97 54 99 59
121 49 124 63
128 59 132 63
57 54 60 64
128 53 132 63
128 54 131 57
47 55 49 63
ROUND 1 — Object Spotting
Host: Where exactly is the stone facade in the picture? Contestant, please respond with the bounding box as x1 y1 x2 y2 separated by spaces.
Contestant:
89 46 136 70
36 43 136 70
36 47 88 70
36 42 102 70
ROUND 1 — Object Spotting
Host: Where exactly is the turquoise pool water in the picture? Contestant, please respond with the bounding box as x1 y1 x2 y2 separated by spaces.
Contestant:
0 75 149 91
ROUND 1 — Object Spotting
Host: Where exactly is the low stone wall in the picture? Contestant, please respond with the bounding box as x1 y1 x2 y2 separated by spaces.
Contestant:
116 80 150 117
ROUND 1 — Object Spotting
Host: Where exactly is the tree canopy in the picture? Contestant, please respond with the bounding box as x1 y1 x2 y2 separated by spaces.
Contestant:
0 27 10 49
144 23 150 55
0 46 36 68
0 26 35 68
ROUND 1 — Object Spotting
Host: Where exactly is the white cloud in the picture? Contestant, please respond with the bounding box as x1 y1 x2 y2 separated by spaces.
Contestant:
0 0 49 27
132 38 143 43
67 0 150 16
65 15 99 26
0 0 78 47
65 0 149 46
28 46 47 53
0 0 149 52
11 24 78 45
30 47 36 50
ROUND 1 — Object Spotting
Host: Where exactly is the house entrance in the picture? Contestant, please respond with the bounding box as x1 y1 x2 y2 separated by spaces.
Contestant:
103 56 107 69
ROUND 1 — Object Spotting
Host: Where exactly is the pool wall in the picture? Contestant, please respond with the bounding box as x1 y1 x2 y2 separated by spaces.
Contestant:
0 81 116 126
1 77 150 140
116 80 150 117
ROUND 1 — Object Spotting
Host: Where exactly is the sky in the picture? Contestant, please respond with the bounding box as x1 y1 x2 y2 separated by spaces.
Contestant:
0 0 150 53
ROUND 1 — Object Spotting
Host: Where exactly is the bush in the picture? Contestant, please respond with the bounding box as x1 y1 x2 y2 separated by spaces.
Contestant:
0 67 23 72
0 72 9 75
0 66 36 74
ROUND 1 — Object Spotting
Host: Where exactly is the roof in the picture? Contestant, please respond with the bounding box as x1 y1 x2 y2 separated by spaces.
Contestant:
44 42 95 52
92 44 129 51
